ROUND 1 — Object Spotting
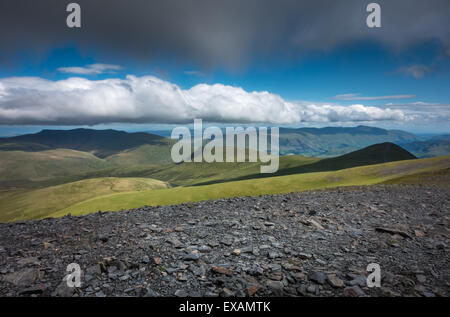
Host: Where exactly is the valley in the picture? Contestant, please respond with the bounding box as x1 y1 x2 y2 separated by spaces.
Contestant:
0 127 449 223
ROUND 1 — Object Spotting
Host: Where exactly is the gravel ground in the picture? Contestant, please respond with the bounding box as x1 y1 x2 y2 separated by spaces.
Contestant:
0 184 449 297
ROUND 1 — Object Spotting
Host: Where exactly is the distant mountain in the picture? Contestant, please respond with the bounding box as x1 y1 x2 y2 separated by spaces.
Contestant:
278 125 418 157
0 128 172 158
401 136 450 158
193 142 417 185
430 134 450 141
1 126 446 163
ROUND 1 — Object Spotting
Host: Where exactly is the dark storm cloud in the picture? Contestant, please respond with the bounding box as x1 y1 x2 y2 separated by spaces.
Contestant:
0 0 449 68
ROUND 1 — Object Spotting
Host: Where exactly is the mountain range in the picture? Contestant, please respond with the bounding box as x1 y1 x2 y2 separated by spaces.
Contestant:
0 126 448 172
0 128 173 158
0 126 448 222
149 125 449 158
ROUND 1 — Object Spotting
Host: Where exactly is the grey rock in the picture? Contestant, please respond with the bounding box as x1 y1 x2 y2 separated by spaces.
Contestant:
54 281 75 297
174 289 188 297
2 268 41 287
343 286 366 297
183 253 200 261
309 271 327 285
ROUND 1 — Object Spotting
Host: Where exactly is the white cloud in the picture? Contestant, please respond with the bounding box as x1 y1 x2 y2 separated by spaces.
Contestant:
334 93 416 101
57 64 123 75
396 64 431 79
0 75 409 125
382 101 450 122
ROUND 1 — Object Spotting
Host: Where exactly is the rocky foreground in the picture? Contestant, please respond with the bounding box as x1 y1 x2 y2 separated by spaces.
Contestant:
0 184 449 297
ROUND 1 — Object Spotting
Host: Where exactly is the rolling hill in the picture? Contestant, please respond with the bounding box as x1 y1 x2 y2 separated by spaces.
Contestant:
0 140 417 190
0 127 447 223
18 142 414 188
49 156 450 219
278 142 416 174
104 143 175 165
0 142 425 222
0 177 169 222
0 149 113 185
191 142 417 185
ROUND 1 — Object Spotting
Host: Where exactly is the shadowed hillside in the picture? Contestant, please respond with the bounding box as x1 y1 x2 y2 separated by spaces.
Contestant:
286 142 417 173
193 142 417 185
51 156 450 219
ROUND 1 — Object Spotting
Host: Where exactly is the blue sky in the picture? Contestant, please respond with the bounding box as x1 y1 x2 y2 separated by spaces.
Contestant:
0 0 449 135
3 40 449 105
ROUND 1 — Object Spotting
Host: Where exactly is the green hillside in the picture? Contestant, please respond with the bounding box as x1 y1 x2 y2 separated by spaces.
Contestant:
384 167 450 186
131 154 318 186
0 177 168 222
5 154 317 189
75 142 414 187
0 149 113 184
280 142 416 173
105 143 175 165
191 142 417 185
50 156 450 219
0 142 415 190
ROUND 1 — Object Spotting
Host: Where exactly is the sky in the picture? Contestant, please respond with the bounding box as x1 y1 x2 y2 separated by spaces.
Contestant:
0 0 449 136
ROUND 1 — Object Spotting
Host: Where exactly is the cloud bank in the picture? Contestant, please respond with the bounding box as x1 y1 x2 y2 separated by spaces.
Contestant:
1 0 449 68
57 64 123 75
334 94 416 101
0 75 408 125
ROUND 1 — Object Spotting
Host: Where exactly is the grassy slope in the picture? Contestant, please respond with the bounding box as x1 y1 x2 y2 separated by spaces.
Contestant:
0 177 168 222
0 149 113 183
385 167 450 186
105 144 174 165
138 155 319 186
0 142 413 189
51 156 450 218
188 142 417 185
279 142 416 173
17 154 319 189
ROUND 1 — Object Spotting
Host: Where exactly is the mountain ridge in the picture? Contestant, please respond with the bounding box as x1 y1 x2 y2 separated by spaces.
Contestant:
0 128 171 158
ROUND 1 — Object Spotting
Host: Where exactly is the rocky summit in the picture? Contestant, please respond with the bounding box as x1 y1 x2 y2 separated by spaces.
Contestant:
0 185 448 297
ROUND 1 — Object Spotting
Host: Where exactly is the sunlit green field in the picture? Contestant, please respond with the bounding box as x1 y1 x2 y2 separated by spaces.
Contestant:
49 156 450 219
0 177 168 222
